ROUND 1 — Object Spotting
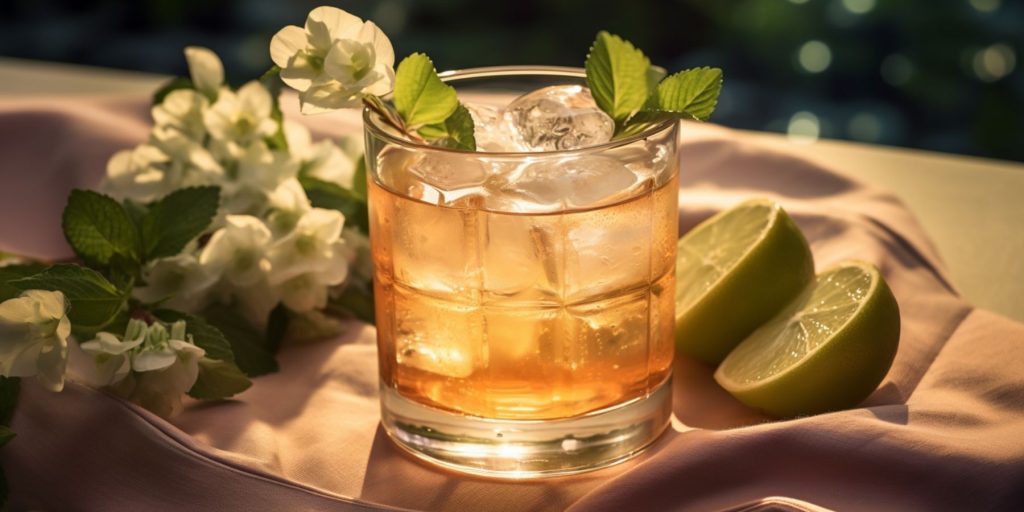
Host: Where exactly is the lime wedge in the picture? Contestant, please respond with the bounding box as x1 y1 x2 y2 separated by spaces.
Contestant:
715 260 901 418
675 199 814 364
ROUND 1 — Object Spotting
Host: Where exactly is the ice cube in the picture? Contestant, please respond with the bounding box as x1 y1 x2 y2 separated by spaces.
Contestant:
497 155 639 211
407 153 488 204
378 146 488 205
393 287 484 378
466 103 527 153
505 85 614 151
608 140 672 187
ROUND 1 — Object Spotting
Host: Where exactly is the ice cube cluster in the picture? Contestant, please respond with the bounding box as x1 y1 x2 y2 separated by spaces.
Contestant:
375 84 674 214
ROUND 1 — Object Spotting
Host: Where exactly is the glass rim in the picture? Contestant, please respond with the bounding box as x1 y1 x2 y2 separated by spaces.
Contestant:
362 65 677 157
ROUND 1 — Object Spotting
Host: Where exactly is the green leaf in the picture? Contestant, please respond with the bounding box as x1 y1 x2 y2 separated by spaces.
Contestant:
0 377 20 426
152 76 194 105
640 67 723 122
188 358 252 400
9 265 126 338
418 103 477 151
352 157 368 202
0 265 45 302
299 176 370 235
62 189 140 267
142 186 220 260
200 303 278 377
327 283 375 325
393 53 459 129
153 309 235 363
585 31 654 128
0 426 14 448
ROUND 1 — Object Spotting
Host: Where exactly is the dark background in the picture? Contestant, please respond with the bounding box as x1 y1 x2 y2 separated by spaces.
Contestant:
2 0 1022 161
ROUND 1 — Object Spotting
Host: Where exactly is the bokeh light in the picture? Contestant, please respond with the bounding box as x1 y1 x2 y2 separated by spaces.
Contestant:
787 111 821 143
968 0 1002 13
798 41 833 73
973 43 1017 82
841 0 877 15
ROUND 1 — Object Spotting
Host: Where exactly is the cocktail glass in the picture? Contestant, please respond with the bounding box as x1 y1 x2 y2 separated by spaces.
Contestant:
365 66 678 477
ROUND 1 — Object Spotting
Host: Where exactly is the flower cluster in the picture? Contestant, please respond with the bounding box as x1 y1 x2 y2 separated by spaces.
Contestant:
0 292 206 417
270 6 395 113
70 319 206 418
103 47 369 327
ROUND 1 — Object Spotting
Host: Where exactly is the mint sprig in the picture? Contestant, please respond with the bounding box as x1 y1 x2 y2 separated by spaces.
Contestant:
585 32 724 138
381 53 476 151
585 31 656 130
62 190 140 268
141 186 220 260
8 265 127 339
643 67 723 122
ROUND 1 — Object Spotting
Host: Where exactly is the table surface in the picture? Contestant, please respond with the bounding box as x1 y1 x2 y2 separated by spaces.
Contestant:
2 57 1022 323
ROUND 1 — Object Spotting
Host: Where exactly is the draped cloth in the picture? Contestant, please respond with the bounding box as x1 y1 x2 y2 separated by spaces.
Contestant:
2 95 1022 511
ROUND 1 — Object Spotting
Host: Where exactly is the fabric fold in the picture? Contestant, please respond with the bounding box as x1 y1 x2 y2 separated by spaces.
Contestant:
2 94 1022 511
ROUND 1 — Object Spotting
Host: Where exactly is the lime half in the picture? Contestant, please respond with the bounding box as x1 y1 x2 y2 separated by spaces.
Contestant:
715 260 901 418
675 199 814 364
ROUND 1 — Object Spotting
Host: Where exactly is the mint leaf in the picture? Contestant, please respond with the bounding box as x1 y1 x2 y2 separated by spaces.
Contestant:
154 309 252 399
418 104 477 151
300 176 369 235
154 309 235 363
327 283 375 325
9 265 126 338
142 186 220 260
189 358 252 400
393 53 459 129
62 189 140 267
0 377 20 426
0 426 14 448
0 265 45 302
200 303 278 377
641 67 723 122
585 31 654 129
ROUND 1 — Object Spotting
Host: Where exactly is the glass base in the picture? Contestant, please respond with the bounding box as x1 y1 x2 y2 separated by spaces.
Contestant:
379 377 672 479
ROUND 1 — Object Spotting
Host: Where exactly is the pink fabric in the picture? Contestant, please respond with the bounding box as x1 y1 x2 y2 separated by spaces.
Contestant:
2 95 1023 511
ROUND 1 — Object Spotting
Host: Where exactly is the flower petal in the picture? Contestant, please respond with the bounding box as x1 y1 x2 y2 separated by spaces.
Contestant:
298 84 362 114
184 46 224 99
269 25 308 69
360 20 394 68
306 6 363 49
133 349 177 372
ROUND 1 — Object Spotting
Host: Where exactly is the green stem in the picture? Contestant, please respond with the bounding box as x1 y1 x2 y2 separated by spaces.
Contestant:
360 95 426 144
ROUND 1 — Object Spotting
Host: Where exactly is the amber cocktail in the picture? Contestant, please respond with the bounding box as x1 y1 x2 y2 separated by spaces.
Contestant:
366 67 678 477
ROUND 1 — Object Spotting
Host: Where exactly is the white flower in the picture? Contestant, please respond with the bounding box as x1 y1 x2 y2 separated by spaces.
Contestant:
203 81 278 145
151 88 209 142
114 320 205 418
133 253 217 311
284 121 360 188
268 208 348 283
0 290 70 392
234 140 299 193
103 144 173 203
268 208 349 312
69 319 146 388
270 6 395 113
265 178 312 236
184 46 225 100
200 215 273 286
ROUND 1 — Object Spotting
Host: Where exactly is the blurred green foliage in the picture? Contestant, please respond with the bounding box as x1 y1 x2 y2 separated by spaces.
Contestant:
1 0 1021 160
